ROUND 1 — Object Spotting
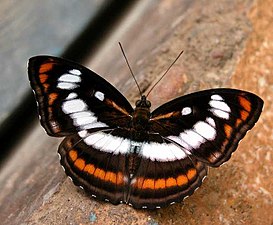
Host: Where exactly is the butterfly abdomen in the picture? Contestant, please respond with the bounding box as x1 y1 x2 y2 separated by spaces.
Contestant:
126 151 141 178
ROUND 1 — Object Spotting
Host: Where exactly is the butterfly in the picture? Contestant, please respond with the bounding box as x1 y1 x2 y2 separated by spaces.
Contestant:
28 55 263 209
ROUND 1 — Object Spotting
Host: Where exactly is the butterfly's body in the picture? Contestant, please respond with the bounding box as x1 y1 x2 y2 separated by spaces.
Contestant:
132 96 151 132
28 55 263 209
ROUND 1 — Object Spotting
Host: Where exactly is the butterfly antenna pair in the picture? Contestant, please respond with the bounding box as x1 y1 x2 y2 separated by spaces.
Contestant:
119 42 183 98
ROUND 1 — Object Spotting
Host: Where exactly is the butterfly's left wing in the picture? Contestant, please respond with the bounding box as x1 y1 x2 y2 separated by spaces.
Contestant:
28 56 134 136
149 88 263 167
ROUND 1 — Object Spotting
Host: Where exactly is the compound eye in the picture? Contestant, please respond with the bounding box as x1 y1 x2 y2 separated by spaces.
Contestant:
136 100 141 106
146 100 151 107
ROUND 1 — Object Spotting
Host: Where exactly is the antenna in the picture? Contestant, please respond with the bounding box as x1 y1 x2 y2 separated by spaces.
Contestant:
119 42 142 97
146 50 184 97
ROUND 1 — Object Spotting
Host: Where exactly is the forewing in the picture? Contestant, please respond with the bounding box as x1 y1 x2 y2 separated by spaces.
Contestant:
150 89 263 167
28 56 133 136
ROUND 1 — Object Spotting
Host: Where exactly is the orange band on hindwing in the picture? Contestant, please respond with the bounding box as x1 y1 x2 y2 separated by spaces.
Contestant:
133 168 198 190
68 150 125 185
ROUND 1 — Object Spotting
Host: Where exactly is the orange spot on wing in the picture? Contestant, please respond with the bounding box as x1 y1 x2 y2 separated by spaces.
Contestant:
116 172 124 185
238 96 251 112
177 174 188 186
224 124 233 139
74 158 85 170
39 74 48 83
68 150 78 162
105 171 117 184
84 164 95 175
84 166 124 185
39 62 54 73
151 112 176 121
48 93 58 105
240 110 250 121
166 177 177 187
105 99 130 116
155 178 166 189
43 83 50 92
187 169 197 180
142 179 155 189
135 177 144 189
235 118 242 127
94 168 106 180
134 176 191 189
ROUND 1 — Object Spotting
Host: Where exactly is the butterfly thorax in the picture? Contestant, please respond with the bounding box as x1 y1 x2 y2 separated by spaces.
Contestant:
132 95 151 132
126 96 151 177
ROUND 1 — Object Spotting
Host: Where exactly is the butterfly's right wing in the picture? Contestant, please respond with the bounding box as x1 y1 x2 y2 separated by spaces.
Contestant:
126 89 263 209
28 56 134 136
149 89 263 167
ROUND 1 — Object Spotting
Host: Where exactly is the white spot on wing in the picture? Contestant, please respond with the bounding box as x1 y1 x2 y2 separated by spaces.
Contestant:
62 99 87 114
181 107 192 116
69 69 81 75
194 121 216 140
209 95 230 119
211 94 224 101
82 122 108 129
81 131 188 161
79 130 88 138
180 130 204 149
168 135 192 152
209 100 231 112
58 74 81 83
74 115 97 126
66 92 78 100
141 142 187 161
168 117 217 152
94 91 105 101
57 82 78 90
210 108 229 119
83 132 130 154
71 111 94 118
70 111 108 129
206 117 216 127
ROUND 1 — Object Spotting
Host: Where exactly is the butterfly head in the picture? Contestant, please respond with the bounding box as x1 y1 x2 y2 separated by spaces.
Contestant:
135 95 151 109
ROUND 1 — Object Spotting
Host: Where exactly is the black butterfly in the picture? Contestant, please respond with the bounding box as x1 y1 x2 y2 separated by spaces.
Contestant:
28 55 263 209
